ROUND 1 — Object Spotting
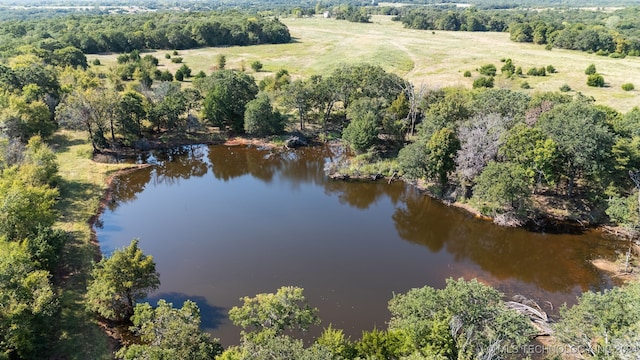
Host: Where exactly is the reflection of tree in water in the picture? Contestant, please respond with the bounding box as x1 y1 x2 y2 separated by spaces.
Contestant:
392 187 448 252
109 168 152 211
392 189 620 293
109 145 209 211
208 146 284 183
152 145 209 185
323 180 404 210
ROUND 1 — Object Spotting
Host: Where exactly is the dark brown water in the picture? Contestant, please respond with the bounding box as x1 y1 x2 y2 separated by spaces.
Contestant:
96 144 627 346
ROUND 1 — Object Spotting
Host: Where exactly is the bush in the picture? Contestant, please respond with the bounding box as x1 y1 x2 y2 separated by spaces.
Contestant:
175 70 184 81
244 93 285 136
622 83 635 91
546 64 556 73
520 81 531 89
559 84 572 92
251 60 263 72
165 53 171 59
472 76 494 89
585 63 596 75
92 59 101 66
478 64 497 76
171 57 183 64
587 74 605 87
172 50 178 55
342 112 379 153
526 67 538 76
159 70 173 82
463 70 472 77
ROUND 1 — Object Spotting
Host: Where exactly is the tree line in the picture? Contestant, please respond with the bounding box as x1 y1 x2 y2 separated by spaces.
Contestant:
393 6 640 56
0 11 291 57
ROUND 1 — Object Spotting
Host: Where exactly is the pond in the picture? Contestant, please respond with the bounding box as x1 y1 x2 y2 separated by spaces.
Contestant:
96 144 627 346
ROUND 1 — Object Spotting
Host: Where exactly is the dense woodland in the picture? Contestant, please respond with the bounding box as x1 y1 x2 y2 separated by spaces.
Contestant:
1 2 640 360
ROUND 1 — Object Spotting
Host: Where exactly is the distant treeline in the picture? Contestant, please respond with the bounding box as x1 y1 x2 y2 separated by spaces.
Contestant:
0 11 291 56
394 6 640 56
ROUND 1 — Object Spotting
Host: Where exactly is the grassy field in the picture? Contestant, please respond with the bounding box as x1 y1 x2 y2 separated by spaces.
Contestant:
91 15 640 113
49 130 130 360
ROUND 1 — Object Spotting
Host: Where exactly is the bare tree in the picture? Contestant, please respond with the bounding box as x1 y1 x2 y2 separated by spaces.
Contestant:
455 113 511 186
401 82 427 137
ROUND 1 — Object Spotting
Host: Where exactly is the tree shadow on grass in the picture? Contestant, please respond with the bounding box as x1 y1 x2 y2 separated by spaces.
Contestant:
49 132 87 153
145 292 227 330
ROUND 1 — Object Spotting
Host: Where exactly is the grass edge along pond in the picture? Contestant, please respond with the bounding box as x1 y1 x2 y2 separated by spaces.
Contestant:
50 130 133 359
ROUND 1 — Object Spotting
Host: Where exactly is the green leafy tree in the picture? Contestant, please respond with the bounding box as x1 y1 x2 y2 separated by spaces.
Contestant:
0 169 58 241
228 286 320 336
537 101 614 196
116 300 223 360
426 127 459 190
342 111 379 154
282 79 313 130
555 283 640 359
244 93 285 136
86 239 160 322
472 161 531 215
197 70 258 133
0 240 56 359
388 278 534 359
217 54 227 70
315 325 356 359
355 328 411 360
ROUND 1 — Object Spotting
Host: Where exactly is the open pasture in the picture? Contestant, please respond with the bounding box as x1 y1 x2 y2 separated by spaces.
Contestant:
91 15 640 112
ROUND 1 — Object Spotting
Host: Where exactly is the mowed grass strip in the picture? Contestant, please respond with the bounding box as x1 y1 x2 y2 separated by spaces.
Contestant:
49 130 130 360
90 15 640 111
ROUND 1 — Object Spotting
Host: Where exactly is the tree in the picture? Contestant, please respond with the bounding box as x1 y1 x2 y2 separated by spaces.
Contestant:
537 101 614 196
282 79 313 130
116 300 223 360
0 170 58 241
455 113 510 186
217 54 227 70
197 70 258 133
426 127 459 191
228 286 320 336
554 283 640 359
388 278 534 359
52 46 87 69
244 93 285 136
0 96 56 142
0 240 56 359
342 103 379 154
472 161 531 215
251 60 263 72
86 239 160 322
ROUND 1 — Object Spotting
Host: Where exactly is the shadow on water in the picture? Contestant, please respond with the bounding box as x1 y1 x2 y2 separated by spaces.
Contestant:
144 292 227 330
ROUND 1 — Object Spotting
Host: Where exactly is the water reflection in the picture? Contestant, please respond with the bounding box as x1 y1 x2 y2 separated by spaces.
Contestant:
99 144 628 344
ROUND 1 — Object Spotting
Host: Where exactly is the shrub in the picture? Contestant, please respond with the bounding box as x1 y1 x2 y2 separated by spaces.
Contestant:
342 112 379 153
478 64 497 76
251 60 263 72
515 66 523 76
559 84 572 92
463 70 472 77
622 83 635 91
165 53 171 59
171 57 183 64
546 65 556 73
526 67 538 76
587 74 605 87
175 70 184 81
472 76 494 89
172 50 178 55
92 59 101 66
609 52 625 58
520 81 531 89
585 64 596 75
